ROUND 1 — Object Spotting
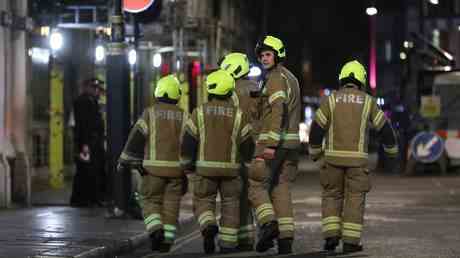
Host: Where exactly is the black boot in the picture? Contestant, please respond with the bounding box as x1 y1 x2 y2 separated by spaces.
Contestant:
237 243 254 252
159 243 172 253
343 243 363 254
323 236 340 252
150 229 164 251
277 238 293 254
202 225 218 254
256 221 280 252
220 247 239 254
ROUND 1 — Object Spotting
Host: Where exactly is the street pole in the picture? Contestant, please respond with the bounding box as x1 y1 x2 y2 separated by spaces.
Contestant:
106 0 131 211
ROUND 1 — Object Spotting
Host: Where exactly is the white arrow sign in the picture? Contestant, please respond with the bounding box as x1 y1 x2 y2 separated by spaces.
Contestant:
416 136 439 157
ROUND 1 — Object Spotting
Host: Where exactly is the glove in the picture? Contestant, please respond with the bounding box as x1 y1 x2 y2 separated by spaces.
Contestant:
181 175 188 195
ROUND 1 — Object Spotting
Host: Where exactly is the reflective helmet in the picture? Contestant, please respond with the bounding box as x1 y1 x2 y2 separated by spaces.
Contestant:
206 70 235 96
338 60 367 88
218 52 250 79
154 75 181 100
255 35 286 60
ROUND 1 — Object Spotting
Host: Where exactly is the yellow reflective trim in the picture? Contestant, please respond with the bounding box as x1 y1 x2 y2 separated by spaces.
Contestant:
326 150 368 158
186 119 198 136
342 229 361 238
220 227 238 234
322 216 341 224
164 224 177 231
255 204 273 214
322 223 341 232
197 107 205 161
328 95 335 152
268 90 287 104
284 133 299 140
258 131 281 141
196 160 240 169
359 96 372 153
231 109 242 163
148 107 156 160
198 210 215 225
231 93 240 106
219 234 238 242
384 145 399 154
120 152 141 162
278 217 294 224
239 225 255 232
136 119 148 135
315 109 328 128
373 110 385 129
279 225 295 231
164 231 175 239
258 210 275 220
343 222 363 231
241 124 252 139
309 146 322 155
143 160 181 167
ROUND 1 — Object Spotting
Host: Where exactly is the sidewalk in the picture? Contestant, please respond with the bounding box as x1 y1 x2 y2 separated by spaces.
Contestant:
0 157 322 258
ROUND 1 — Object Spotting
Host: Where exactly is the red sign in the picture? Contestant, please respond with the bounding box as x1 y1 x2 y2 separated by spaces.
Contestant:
123 0 155 13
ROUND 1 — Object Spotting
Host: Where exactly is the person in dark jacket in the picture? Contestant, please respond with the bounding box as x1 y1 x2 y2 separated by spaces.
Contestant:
70 78 106 207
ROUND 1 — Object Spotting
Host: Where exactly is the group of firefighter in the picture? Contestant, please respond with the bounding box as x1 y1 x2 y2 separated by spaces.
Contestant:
117 35 399 255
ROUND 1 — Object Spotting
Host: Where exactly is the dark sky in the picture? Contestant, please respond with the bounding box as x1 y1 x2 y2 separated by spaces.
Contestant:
263 0 372 88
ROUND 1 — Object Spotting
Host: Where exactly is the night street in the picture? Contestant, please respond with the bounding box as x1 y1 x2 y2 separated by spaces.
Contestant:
122 160 460 258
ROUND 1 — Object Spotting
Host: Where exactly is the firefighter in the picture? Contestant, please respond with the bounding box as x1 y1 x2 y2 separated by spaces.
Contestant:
181 70 254 254
249 35 301 254
118 75 187 253
308 60 398 254
218 52 259 251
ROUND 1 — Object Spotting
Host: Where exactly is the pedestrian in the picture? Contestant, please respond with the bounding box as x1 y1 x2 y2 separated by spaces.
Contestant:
218 52 259 251
117 75 187 253
70 78 106 207
248 35 301 254
181 70 254 254
308 60 398 253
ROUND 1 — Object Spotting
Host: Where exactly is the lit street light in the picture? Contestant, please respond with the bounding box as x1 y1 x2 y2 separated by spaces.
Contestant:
153 53 162 68
49 30 63 51
95 45 105 63
128 49 137 66
429 0 439 5
248 65 262 77
366 6 378 16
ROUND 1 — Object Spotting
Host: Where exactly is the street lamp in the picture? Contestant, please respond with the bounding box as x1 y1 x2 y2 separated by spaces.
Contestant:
429 0 439 5
49 30 63 52
366 6 378 16
128 49 137 66
153 53 162 68
248 66 262 77
95 45 105 63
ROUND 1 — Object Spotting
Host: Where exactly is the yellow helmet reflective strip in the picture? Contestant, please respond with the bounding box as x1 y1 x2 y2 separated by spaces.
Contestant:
268 90 287 104
358 96 372 154
198 210 215 226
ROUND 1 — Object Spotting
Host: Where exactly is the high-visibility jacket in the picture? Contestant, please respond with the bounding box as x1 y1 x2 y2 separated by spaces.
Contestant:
309 85 398 167
256 65 301 154
181 98 254 177
119 102 187 177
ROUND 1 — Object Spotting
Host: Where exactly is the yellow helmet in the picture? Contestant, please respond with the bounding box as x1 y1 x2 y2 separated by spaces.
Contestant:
154 75 181 100
218 52 250 79
206 70 235 96
255 35 286 60
339 60 367 87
